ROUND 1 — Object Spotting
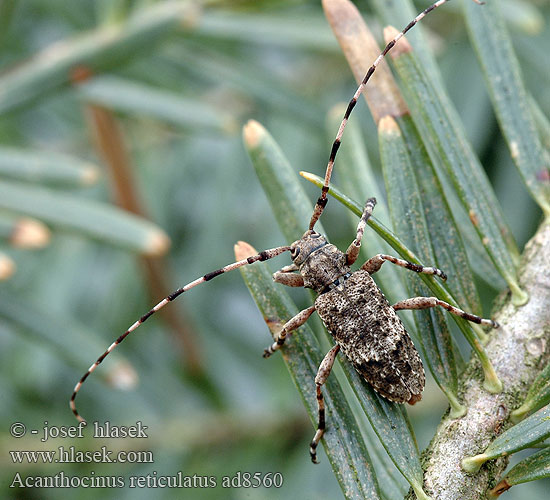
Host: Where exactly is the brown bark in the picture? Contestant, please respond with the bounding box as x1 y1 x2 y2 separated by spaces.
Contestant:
420 219 550 499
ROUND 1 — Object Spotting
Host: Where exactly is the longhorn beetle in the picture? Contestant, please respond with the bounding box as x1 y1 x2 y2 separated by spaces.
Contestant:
71 0 497 463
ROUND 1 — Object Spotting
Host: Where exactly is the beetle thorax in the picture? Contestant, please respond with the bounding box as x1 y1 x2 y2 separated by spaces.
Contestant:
290 231 350 294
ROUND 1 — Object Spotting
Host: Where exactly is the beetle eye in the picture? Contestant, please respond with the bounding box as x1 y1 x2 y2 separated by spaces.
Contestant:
290 246 300 258
310 232 321 239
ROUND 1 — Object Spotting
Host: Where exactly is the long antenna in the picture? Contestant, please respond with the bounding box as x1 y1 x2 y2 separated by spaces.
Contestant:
70 245 290 422
308 0 484 230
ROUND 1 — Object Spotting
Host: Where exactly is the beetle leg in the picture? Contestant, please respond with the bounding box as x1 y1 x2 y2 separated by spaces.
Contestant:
362 254 446 281
345 198 376 265
263 305 316 358
310 344 340 464
393 297 499 328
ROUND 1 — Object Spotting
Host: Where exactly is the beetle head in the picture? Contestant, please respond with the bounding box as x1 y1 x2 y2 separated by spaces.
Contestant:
290 230 328 266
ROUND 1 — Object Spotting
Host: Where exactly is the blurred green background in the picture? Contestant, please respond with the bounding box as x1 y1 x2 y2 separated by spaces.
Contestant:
0 0 549 498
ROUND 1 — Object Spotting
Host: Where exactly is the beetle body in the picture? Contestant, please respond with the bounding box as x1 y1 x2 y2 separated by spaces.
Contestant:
316 270 424 404
290 230 424 405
